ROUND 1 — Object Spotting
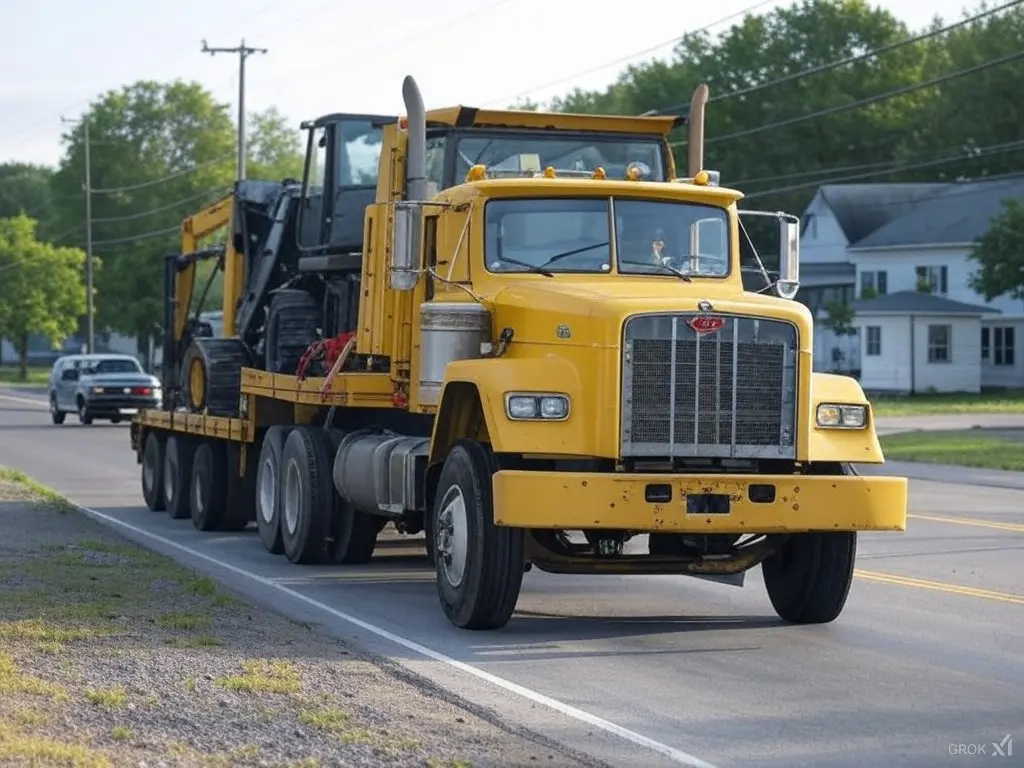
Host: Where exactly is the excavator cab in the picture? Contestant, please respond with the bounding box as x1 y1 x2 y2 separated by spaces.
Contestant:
296 113 396 264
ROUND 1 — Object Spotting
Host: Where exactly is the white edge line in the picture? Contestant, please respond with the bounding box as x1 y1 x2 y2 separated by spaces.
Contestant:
63 499 719 768
0 392 50 407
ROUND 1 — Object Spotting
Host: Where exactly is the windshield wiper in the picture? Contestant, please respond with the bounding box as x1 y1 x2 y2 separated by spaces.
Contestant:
621 259 692 282
499 256 554 277
539 241 610 269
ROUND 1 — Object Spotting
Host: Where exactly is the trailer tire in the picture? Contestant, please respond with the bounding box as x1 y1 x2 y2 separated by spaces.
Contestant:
190 441 229 532
265 290 319 375
164 435 195 520
280 427 334 564
432 440 525 630
256 426 290 554
222 441 256 532
762 531 857 624
324 430 378 565
141 431 166 512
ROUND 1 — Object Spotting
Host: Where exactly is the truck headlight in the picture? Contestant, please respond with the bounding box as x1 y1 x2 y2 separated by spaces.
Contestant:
91 386 105 394
505 393 570 421
816 403 867 429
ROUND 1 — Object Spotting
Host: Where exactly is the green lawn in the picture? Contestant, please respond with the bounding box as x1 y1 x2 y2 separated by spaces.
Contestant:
0 366 51 386
879 430 1024 471
870 390 1024 417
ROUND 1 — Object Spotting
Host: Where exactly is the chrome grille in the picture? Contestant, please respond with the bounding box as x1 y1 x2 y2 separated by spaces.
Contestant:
621 313 797 459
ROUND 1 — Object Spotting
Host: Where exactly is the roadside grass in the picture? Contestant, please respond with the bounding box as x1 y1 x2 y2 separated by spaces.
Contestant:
0 469 488 767
0 365 50 387
870 389 1024 417
879 429 1024 471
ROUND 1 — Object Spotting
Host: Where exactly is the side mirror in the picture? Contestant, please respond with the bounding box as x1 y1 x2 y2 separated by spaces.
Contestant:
390 201 422 291
776 216 800 299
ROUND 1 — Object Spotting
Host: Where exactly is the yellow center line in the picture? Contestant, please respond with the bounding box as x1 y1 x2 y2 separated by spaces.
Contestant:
909 512 1024 534
855 569 1024 605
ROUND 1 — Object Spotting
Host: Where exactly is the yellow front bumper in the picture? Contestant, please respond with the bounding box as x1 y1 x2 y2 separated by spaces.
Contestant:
492 471 908 533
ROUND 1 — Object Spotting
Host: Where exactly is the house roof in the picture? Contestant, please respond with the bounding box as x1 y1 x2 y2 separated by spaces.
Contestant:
814 176 1024 249
850 290 1000 315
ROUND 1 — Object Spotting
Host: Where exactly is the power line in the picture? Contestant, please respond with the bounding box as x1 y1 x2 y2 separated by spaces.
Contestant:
479 0 776 109
652 0 1024 114
90 154 234 195
742 139 1024 200
684 49 1024 147
91 186 231 225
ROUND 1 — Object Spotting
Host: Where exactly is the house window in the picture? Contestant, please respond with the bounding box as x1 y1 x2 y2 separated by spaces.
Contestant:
927 324 951 363
915 265 948 294
994 326 1015 366
981 327 990 360
865 326 882 356
860 270 887 296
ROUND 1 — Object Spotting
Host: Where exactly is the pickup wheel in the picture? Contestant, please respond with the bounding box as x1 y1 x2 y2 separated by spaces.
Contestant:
762 531 857 624
432 440 525 630
164 435 195 520
279 427 333 564
49 393 65 425
256 426 291 554
76 397 92 426
141 431 167 512
190 441 229 532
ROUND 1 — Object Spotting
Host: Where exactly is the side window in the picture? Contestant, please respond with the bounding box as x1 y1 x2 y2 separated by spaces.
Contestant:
424 136 446 196
309 127 328 192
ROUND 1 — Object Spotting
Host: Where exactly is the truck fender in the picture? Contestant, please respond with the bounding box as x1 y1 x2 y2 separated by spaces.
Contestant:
806 372 884 464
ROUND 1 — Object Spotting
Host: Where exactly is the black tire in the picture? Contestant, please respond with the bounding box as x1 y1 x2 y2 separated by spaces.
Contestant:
164 435 195 520
76 397 92 425
141 431 167 512
222 441 256 532
432 440 525 630
279 427 334 564
256 426 290 554
180 337 251 416
762 532 857 624
265 289 319 374
190 441 229 532
325 430 379 565
49 393 65 425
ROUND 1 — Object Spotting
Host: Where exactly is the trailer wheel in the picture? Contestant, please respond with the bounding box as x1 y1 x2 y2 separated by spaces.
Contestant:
190 441 229 532
164 435 195 520
432 440 525 630
222 441 256 532
280 427 333 564
762 531 857 624
324 430 378 565
141 431 166 512
256 426 290 554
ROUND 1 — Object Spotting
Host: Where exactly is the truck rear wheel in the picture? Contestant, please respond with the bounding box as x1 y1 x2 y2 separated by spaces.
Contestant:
190 441 229 532
141 431 166 512
762 531 857 624
324 430 379 565
164 435 194 520
280 427 333 564
432 440 525 630
256 426 290 554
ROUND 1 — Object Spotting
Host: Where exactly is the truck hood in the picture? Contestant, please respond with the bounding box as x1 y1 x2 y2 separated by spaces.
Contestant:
488 280 813 350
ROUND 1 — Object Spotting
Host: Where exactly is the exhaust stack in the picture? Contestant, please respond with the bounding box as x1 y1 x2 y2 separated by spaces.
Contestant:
402 75 427 201
687 83 709 178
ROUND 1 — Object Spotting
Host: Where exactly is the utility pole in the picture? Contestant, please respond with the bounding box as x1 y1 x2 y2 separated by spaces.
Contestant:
201 38 268 181
61 115 94 354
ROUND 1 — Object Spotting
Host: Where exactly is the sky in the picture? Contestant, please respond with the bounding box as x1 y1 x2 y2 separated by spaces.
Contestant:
0 0 986 169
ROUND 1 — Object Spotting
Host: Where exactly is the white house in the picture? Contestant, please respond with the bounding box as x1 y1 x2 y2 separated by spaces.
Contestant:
796 178 1024 393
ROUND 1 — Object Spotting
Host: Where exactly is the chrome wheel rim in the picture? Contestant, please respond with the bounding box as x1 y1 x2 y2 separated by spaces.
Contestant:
258 457 276 524
436 485 469 588
283 461 301 536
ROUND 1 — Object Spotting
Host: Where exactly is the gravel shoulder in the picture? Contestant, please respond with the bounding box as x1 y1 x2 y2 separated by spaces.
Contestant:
0 469 589 768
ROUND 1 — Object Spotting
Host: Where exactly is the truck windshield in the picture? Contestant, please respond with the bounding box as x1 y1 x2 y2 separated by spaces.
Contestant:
484 197 731 277
455 135 665 183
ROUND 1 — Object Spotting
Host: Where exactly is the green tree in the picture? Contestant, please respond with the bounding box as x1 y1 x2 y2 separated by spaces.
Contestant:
0 163 58 239
50 80 236 347
246 107 305 181
968 198 1024 301
0 215 87 380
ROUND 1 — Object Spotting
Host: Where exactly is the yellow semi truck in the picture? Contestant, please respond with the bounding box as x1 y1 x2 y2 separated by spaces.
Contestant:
129 76 908 631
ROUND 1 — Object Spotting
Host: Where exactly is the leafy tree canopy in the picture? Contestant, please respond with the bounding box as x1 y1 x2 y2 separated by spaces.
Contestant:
969 198 1024 302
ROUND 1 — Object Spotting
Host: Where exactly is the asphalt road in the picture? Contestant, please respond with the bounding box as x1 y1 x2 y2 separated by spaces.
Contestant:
1 388 1022 768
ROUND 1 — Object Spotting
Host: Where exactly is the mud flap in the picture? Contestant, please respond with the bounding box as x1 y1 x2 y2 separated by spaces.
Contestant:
686 572 746 587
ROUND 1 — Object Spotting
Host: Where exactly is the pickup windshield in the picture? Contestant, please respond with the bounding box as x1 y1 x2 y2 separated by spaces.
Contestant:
484 197 731 277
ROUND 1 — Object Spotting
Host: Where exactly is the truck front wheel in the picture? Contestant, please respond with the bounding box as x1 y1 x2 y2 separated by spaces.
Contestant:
762 531 856 624
432 440 525 630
